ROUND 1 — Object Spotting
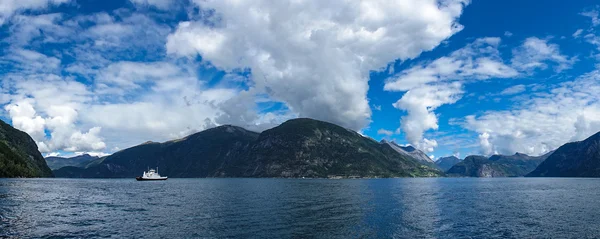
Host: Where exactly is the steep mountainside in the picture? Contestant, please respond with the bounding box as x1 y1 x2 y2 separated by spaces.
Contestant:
435 156 462 171
45 154 99 170
219 119 441 177
55 118 442 178
528 132 600 177
446 156 494 177
0 119 53 177
381 140 438 169
446 152 548 177
54 125 259 178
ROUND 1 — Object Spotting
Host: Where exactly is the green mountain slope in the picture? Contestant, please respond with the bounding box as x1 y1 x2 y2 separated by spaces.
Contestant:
0 119 53 177
527 132 600 177
54 125 258 178
45 154 99 170
219 118 441 177
446 152 547 177
55 118 442 178
435 156 462 171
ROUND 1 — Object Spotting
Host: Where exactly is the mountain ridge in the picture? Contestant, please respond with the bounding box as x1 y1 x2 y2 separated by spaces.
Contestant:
527 132 600 177
446 152 549 177
435 156 462 171
380 139 439 170
45 154 100 170
54 118 442 178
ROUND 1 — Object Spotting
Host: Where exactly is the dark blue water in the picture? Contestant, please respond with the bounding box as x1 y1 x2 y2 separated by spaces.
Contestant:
1 178 599 238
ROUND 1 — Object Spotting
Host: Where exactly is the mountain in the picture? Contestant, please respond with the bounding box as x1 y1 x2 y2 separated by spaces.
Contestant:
446 152 548 177
54 118 442 178
435 156 462 171
0 119 53 177
527 132 600 177
218 118 441 177
381 140 439 169
54 125 259 178
45 154 100 170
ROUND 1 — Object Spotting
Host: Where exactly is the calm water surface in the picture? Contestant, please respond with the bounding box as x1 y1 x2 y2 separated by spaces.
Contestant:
1 178 599 238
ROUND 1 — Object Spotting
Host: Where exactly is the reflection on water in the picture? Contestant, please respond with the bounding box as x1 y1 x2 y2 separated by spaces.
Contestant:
1 178 600 238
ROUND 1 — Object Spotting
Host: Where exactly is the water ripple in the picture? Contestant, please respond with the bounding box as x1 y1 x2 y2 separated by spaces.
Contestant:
1 178 600 238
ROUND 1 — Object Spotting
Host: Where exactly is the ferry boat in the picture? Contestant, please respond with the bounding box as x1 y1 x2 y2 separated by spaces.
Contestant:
136 168 168 181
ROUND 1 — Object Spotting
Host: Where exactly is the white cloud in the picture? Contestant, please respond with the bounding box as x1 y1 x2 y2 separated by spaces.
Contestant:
478 132 493 155
385 37 516 91
4 100 46 142
2 48 61 73
384 37 517 152
44 152 60 157
392 82 462 152
0 0 69 25
1 73 107 153
573 29 583 38
377 129 394 136
461 70 600 156
504 31 513 37
62 127 106 152
511 37 575 73
0 4 284 154
581 9 600 26
167 0 470 131
5 13 71 46
129 0 174 10
578 9 600 51
500 84 526 95
385 36 574 153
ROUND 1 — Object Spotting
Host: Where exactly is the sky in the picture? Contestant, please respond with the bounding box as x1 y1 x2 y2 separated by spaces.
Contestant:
1 0 600 159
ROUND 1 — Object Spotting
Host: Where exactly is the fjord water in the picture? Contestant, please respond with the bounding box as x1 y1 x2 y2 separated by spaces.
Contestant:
1 178 599 238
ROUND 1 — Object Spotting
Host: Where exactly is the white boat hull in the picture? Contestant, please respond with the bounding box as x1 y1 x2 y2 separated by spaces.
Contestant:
136 176 167 181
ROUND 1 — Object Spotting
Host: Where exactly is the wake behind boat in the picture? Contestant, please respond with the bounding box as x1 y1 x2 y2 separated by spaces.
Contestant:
136 168 167 181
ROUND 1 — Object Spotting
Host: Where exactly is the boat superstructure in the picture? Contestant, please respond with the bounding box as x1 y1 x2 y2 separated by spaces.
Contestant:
136 167 168 181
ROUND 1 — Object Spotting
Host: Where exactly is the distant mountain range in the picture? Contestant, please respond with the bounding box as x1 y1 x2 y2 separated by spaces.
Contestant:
54 118 442 178
381 140 439 170
435 156 462 171
446 152 551 177
0 119 52 177
45 154 100 170
3 116 600 179
527 132 600 177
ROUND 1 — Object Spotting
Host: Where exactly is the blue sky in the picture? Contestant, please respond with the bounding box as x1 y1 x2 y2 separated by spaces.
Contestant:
1 0 600 159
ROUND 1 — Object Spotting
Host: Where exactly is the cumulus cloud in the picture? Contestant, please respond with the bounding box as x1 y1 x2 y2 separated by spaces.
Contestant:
392 82 462 152
0 6 228 154
1 73 107 153
385 36 574 152
385 38 517 151
461 70 600 156
167 0 470 131
4 101 46 142
478 132 493 155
